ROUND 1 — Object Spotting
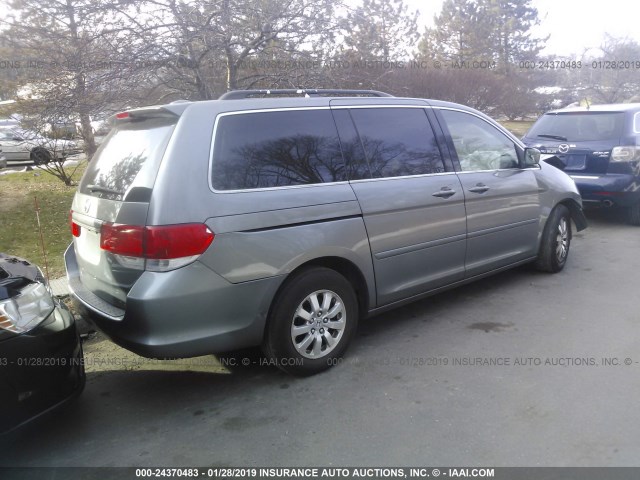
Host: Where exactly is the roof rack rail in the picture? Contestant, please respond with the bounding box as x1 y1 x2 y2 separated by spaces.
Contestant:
219 89 393 100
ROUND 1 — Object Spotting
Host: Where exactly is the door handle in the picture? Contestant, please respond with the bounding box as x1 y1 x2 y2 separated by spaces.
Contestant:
468 184 490 194
432 187 456 199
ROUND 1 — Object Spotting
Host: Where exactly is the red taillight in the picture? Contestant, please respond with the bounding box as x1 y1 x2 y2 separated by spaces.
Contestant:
145 224 214 259
100 223 214 259
115 112 130 119
69 210 81 237
100 224 145 256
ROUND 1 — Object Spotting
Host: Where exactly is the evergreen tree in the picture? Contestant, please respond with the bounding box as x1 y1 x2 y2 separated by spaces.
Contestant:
418 0 545 72
483 0 546 74
341 0 419 62
418 0 492 64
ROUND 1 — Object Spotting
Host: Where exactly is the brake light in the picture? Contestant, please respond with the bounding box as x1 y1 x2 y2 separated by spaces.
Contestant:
145 224 214 259
100 223 214 271
115 112 130 119
100 224 144 256
69 210 80 237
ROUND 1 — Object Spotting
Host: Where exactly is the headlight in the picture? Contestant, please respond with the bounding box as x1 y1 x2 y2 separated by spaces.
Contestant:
0 282 55 335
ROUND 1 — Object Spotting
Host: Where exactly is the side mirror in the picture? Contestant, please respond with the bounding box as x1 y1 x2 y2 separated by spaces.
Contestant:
523 147 540 168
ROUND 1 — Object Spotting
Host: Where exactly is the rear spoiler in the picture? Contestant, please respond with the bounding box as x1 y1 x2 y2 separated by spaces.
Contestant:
109 103 190 124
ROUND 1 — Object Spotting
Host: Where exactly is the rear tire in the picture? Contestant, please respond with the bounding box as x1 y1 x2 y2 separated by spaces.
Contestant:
625 202 640 226
30 148 52 165
535 204 572 273
263 267 358 376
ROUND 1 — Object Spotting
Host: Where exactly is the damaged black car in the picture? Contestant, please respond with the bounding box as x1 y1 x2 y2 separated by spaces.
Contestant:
0 253 85 433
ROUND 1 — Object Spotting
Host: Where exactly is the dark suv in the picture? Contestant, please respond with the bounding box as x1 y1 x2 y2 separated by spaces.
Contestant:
523 103 640 225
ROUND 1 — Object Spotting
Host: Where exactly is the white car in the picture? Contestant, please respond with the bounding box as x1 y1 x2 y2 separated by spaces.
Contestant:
0 128 80 165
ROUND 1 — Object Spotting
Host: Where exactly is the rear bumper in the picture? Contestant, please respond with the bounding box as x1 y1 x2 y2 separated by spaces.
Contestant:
65 245 283 358
570 173 640 207
0 305 85 434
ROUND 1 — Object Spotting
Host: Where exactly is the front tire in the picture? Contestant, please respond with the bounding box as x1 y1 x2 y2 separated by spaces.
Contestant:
263 267 358 376
535 204 572 273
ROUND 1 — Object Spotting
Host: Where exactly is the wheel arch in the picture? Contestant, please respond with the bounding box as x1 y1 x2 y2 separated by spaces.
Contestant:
264 256 371 334
558 197 588 232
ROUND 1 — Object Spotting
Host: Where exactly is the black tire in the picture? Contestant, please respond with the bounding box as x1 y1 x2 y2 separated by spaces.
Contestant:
535 204 572 273
30 148 52 165
625 202 640 226
263 267 358 376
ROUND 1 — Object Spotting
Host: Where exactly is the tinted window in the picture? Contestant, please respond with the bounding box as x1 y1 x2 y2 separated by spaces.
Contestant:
212 110 345 190
527 112 625 142
331 109 369 180
440 110 519 171
350 108 444 178
80 118 176 200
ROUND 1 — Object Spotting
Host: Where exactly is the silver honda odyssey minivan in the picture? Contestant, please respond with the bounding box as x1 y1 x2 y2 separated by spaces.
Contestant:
66 89 587 375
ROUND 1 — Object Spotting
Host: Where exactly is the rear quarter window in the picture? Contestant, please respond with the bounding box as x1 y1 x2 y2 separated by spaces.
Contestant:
80 117 176 200
211 109 345 190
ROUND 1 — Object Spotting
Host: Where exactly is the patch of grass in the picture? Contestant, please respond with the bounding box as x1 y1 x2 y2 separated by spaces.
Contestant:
0 163 86 279
500 120 534 138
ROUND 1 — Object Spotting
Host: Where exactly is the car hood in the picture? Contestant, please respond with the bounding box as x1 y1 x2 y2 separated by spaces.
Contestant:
0 253 45 301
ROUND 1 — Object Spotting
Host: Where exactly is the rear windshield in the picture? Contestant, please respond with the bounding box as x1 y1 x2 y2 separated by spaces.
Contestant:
80 117 176 200
527 112 625 142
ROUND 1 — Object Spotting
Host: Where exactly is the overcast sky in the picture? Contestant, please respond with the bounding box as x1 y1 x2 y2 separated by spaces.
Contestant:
1 0 638 57
402 0 640 56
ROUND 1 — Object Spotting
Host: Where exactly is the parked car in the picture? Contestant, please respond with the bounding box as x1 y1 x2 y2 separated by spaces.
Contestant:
0 253 85 433
523 103 640 225
66 89 587 376
0 117 20 128
0 127 80 164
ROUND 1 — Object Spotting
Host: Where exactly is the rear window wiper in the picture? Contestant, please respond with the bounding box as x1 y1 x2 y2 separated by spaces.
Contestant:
537 134 568 141
87 184 124 196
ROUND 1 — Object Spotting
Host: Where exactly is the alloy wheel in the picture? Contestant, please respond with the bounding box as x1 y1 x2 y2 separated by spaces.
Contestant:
290 289 346 359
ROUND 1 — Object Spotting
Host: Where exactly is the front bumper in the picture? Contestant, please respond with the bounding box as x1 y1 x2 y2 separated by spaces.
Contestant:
0 305 85 434
65 244 283 359
570 173 640 207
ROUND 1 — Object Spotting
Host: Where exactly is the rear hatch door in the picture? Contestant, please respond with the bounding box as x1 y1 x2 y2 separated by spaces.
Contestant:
70 109 179 309
524 111 625 174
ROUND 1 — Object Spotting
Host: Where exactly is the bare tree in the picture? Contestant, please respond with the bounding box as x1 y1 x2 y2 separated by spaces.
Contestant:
2 0 149 165
109 0 337 100
581 35 640 104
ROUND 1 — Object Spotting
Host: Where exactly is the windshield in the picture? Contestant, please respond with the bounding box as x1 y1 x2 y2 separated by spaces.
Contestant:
527 112 625 142
79 117 176 201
